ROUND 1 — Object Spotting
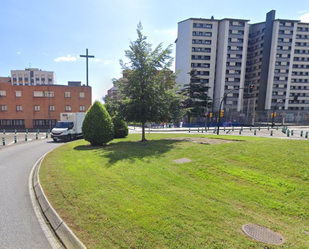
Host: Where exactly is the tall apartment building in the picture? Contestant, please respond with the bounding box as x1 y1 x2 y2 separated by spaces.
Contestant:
11 68 56 86
176 17 249 113
176 10 309 115
0 81 91 129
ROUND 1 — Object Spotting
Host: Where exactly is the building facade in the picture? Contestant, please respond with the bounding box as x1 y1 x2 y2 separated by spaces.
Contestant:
10 68 56 86
0 82 91 129
176 10 309 115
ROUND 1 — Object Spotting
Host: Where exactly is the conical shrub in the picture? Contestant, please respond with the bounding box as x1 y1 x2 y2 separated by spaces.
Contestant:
112 115 128 138
82 101 114 145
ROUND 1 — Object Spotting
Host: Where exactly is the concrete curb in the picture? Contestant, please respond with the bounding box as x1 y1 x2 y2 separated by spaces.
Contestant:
32 155 87 249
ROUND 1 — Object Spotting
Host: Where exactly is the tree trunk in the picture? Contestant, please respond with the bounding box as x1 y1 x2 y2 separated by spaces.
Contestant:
141 122 147 142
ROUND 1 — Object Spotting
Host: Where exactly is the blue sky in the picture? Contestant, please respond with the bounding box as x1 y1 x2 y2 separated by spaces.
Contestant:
1 0 309 103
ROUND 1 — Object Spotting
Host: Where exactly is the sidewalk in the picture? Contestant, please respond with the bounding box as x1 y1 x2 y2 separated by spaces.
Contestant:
128 125 309 140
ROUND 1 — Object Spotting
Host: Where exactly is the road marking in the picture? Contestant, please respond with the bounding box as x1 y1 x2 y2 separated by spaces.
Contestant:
29 154 64 249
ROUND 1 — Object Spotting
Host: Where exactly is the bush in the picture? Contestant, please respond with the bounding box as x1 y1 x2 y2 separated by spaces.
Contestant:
82 101 114 145
112 115 128 138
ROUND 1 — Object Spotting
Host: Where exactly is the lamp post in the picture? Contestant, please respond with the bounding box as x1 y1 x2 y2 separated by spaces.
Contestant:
272 98 288 128
217 87 244 135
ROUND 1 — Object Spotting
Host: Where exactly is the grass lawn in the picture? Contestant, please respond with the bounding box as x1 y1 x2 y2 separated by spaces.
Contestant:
40 134 309 248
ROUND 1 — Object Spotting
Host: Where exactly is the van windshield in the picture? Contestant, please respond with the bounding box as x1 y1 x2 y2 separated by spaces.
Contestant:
54 122 71 129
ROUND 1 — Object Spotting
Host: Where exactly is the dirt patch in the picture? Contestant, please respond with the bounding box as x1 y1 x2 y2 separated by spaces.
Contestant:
163 137 236 145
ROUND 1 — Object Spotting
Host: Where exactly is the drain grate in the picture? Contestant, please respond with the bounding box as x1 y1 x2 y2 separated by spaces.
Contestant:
173 158 192 164
242 224 284 245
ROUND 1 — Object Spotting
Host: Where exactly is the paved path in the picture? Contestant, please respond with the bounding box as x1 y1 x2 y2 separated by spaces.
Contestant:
0 139 63 248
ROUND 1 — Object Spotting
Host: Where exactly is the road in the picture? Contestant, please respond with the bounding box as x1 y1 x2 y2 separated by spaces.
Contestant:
0 138 63 249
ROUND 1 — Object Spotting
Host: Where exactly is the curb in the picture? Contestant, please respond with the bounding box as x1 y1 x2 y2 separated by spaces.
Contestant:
32 154 87 249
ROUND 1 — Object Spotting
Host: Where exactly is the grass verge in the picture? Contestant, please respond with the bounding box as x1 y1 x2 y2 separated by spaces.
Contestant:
40 134 309 248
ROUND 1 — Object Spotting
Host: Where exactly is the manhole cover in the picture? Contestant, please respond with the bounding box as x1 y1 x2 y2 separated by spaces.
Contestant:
242 224 284 245
174 158 191 164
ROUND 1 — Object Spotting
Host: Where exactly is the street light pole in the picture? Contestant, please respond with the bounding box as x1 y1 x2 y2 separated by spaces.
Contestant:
217 88 244 135
272 98 288 128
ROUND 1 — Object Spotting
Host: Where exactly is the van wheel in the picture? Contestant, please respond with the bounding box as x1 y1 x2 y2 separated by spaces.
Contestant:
53 138 57 142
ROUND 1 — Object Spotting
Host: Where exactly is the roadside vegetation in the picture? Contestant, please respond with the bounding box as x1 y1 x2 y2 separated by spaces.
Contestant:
40 134 309 248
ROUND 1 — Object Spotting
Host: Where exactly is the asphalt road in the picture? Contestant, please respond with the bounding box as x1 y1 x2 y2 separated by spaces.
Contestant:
0 138 63 248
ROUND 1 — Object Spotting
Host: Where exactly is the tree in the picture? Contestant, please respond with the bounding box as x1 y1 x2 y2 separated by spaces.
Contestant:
182 69 212 123
112 115 128 138
82 100 114 146
116 22 183 141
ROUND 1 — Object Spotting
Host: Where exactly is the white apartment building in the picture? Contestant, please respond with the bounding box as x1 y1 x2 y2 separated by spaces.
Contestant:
11 68 56 86
176 17 249 112
176 10 309 114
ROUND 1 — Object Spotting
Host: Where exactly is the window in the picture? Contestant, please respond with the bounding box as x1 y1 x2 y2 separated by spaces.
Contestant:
80 105 86 112
44 91 54 97
34 105 40 112
65 92 71 98
15 91 22 97
0 119 11 126
33 91 44 97
1 105 7 111
50 105 55 112
65 105 71 111
16 105 23 112
0 90 6 97
79 92 85 98
12 119 25 126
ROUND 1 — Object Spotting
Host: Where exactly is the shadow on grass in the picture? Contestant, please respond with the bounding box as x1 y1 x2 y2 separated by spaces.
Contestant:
73 139 181 167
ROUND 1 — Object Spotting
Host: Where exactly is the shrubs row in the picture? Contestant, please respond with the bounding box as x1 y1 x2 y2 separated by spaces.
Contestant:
112 115 128 138
82 101 114 146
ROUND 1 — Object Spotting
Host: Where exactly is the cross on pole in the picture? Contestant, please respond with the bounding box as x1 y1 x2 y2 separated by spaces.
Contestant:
80 48 95 86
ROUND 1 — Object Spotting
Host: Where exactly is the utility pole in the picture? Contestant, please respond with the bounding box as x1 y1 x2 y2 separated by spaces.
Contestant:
80 48 95 86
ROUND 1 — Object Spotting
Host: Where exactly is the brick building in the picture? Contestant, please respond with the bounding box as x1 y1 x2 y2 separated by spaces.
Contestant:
0 80 91 129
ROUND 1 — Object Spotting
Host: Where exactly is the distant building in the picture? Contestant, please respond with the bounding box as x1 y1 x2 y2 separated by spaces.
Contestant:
175 10 309 113
0 81 91 129
10 68 56 86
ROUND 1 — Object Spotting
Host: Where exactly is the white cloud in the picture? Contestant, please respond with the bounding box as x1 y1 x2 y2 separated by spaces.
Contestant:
90 58 102 62
154 29 177 37
298 9 308 14
17 52 20 55
299 12 309 22
103 60 111 65
54 54 77 62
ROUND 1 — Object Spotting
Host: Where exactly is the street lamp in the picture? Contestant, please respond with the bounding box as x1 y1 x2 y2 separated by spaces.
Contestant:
217 87 245 135
271 97 290 128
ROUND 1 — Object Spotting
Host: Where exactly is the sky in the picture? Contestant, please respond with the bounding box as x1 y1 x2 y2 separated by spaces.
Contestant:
1 0 309 103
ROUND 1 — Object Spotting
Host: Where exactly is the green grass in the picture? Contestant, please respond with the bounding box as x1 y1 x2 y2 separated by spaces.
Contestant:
40 134 309 248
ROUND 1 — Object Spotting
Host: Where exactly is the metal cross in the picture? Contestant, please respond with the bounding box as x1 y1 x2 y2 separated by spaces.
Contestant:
80 48 95 86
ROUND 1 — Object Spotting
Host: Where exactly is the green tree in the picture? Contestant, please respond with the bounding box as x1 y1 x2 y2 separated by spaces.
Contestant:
82 100 114 145
104 98 120 117
116 22 183 141
112 115 128 138
182 69 212 123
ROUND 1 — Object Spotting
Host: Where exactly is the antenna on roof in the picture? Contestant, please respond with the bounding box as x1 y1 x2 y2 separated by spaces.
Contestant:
211 16 214 20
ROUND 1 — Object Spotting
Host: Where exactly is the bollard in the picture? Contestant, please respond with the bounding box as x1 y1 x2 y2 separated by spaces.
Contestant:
202 130 203 133
254 130 256 136
48 129 50 134
37 129 40 134
291 130 293 136
189 128 190 133
14 135 17 143
3 129 5 134
270 130 273 136
287 129 290 137
198 127 200 133
15 129 17 134
259 126 261 131
2 137 5 146
300 131 303 137
25 134 27 141
46 132 48 138
306 132 308 139
223 127 226 132
250 126 252 131
267 126 269 130
276 126 279 130
26 129 28 134
36 133 38 140
213 128 216 134
239 129 242 135
232 127 234 131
